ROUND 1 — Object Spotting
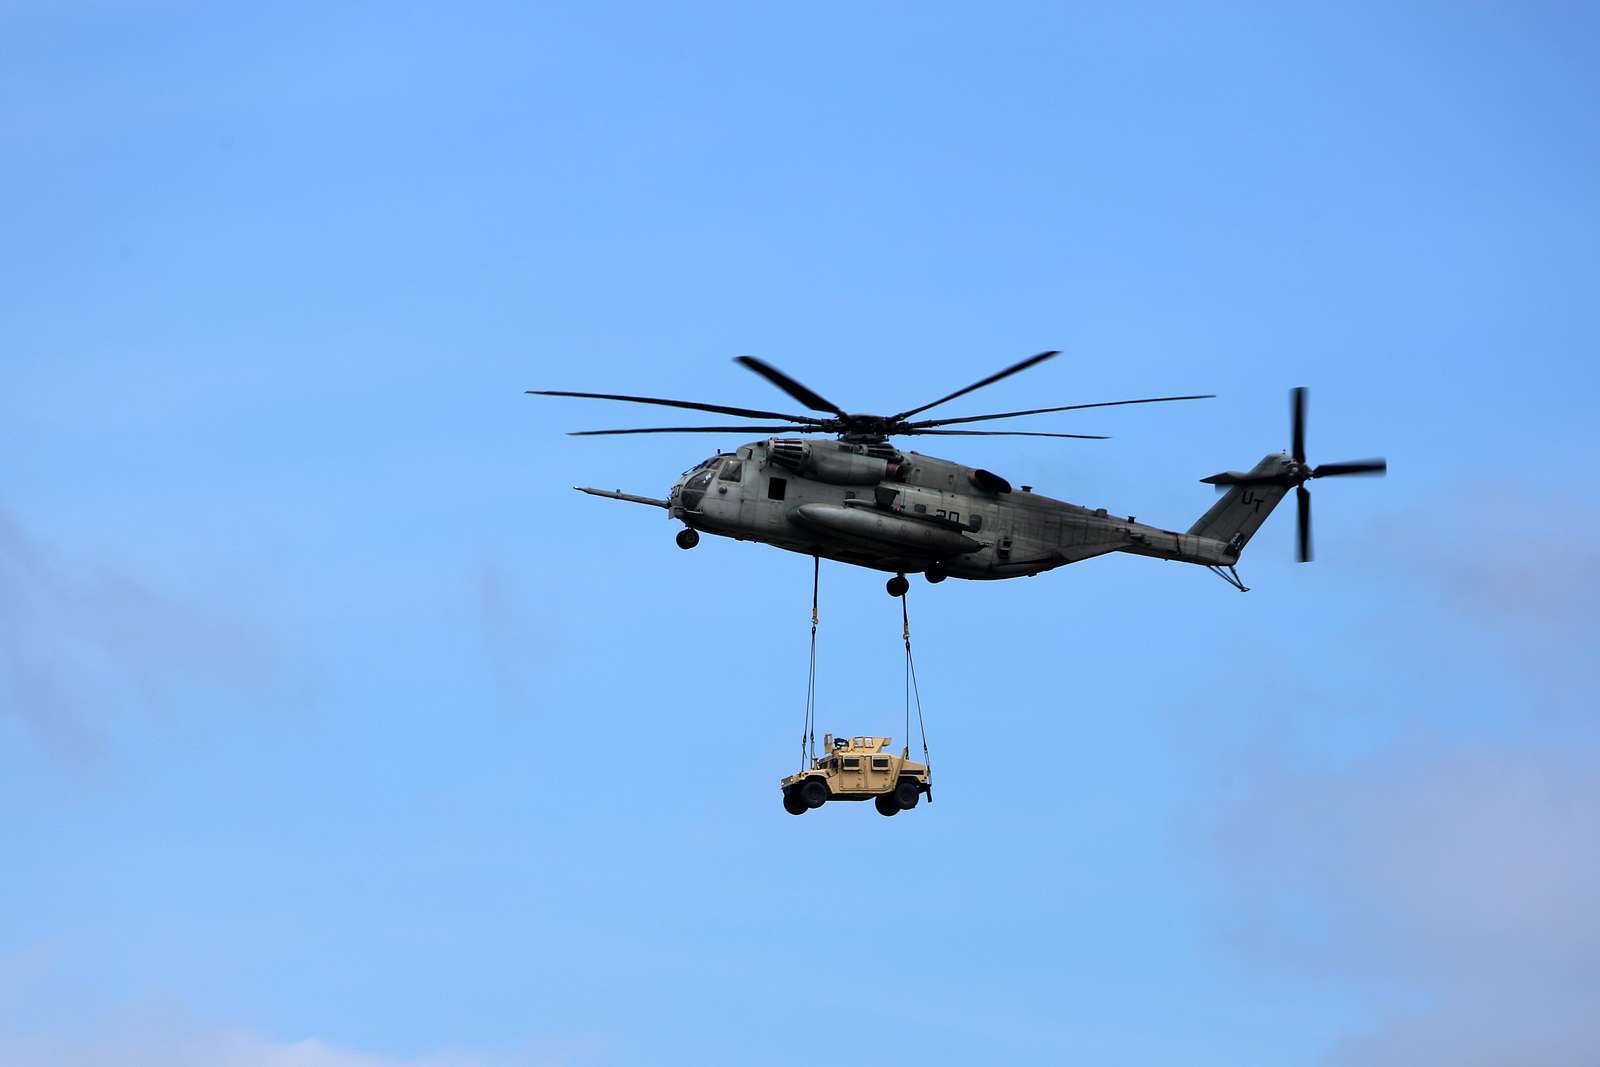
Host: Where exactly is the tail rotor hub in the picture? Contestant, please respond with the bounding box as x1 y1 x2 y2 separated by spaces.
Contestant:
1200 389 1386 563
1282 387 1386 562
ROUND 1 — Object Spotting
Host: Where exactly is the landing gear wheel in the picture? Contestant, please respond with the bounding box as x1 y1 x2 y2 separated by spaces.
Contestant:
894 780 921 810
886 574 909 598
782 792 808 816
799 778 829 809
675 528 699 550
925 568 947 584
874 794 900 817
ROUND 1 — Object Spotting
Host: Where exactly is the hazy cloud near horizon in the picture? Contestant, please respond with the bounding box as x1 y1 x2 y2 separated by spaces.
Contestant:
1222 742 1600 1066
0 1030 589 1067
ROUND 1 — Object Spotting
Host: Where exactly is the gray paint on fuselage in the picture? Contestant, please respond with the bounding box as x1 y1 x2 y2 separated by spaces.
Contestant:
665 439 1268 581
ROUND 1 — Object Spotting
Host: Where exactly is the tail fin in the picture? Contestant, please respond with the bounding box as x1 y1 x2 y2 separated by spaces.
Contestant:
1187 454 1291 552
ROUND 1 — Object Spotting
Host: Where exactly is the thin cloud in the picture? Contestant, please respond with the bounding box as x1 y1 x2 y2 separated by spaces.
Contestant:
1360 503 1600 667
0 506 275 756
478 562 542 717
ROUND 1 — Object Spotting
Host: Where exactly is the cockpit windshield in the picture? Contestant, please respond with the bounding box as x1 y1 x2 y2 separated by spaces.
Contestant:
681 455 723 476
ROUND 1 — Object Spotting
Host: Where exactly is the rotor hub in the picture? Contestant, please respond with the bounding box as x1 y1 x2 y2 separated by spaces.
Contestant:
532 349 1213 445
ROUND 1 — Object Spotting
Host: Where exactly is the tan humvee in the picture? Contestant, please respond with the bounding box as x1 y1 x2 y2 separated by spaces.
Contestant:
781 734 931 817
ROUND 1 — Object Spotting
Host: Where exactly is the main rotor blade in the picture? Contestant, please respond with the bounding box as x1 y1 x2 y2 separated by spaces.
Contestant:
890 350 1060 422
1313 459 1387 477
1291 386 1307 464
734 356 848 417
908 393 1215 429
911 428 1108 440
1296 483 1312 563
528 390 820 424
568 424 820 436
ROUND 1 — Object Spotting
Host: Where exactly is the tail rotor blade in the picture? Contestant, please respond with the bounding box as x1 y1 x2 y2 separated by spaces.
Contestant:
1313 459 1387 478
1296 484 1312 563
1291 386 1307 464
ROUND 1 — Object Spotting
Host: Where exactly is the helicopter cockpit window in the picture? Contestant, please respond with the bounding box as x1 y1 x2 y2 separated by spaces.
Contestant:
680 467 716 510
683 456 721 476
718 460 743 481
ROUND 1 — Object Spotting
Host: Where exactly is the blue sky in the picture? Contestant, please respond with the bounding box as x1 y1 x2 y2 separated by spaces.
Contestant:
3 4 1598 1065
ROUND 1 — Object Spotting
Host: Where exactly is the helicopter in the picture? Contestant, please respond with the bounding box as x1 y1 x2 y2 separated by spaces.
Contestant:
530 352 1386 596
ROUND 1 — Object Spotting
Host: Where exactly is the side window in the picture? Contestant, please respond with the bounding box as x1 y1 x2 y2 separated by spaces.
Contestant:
950 511 959 524
842 757 860 770
969 514 982 532
871 757 890 770
768 476 787 500
718 460 743 481
913 503 926 514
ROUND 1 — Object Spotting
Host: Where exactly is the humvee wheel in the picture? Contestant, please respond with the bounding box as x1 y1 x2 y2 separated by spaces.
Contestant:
885 574 909 598
894 780 921 810
874 794 900 817
782 792 808 816
799 778 829 809
675 528 699 550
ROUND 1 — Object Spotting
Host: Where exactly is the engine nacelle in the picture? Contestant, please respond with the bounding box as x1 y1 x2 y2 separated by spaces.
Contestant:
768 439 901 486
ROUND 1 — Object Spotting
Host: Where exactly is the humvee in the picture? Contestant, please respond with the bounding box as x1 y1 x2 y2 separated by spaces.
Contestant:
781 734 931 817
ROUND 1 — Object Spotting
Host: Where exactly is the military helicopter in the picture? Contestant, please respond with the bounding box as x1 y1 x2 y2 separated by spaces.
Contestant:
531 352 1386 595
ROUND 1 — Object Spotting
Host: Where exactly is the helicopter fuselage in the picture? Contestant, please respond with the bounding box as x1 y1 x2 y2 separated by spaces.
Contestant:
647 437 1253 580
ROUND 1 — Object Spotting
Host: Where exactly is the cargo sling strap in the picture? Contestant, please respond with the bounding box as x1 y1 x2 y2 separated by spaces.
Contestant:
797 558 932 791
799 556 821 773
901 591 932 799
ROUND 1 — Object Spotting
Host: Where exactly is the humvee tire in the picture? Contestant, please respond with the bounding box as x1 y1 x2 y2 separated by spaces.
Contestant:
874 794 900 817
894 780 920 810
783 792 808 816
799 778 829 809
